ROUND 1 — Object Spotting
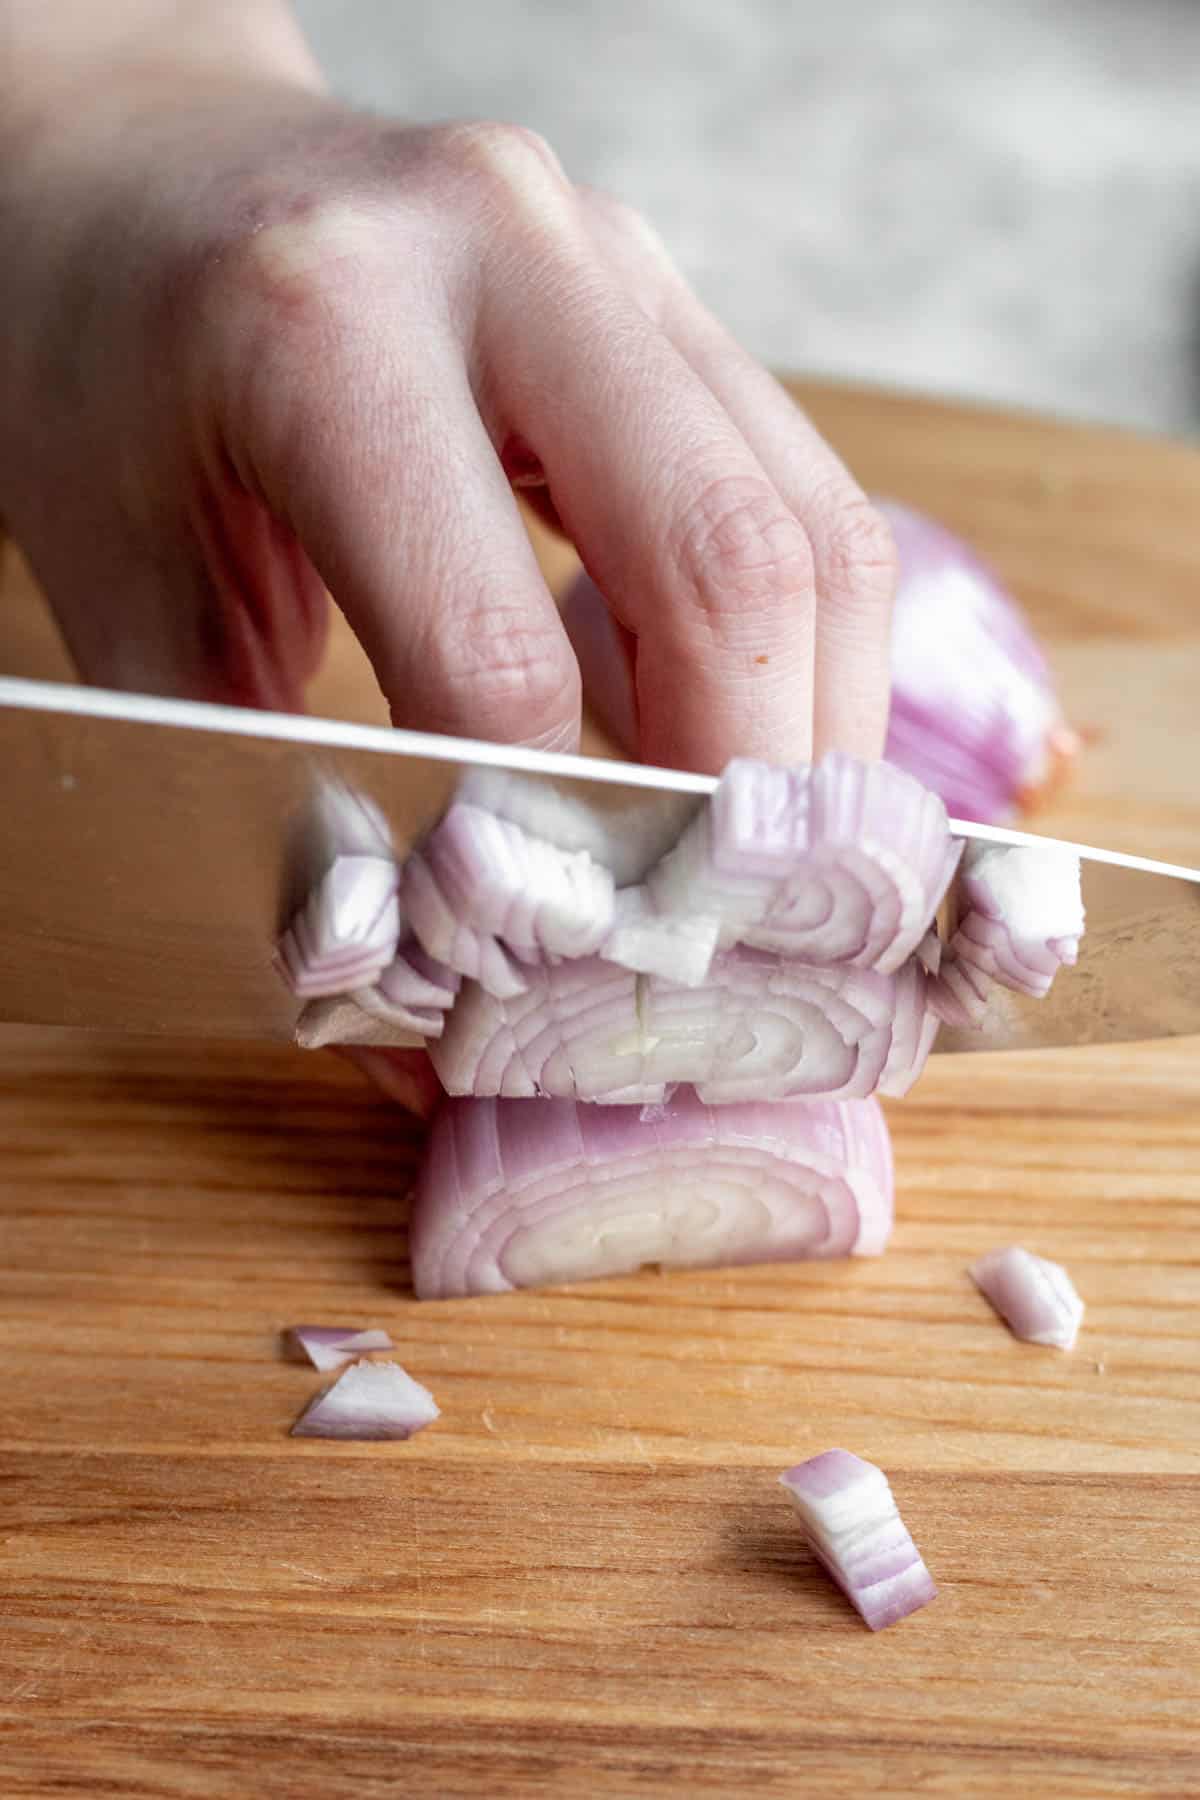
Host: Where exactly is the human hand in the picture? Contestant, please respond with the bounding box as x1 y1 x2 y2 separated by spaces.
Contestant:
0 49 895 772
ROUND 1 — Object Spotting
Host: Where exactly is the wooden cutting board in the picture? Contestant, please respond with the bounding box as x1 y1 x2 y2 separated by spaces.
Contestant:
2 379 1199 1799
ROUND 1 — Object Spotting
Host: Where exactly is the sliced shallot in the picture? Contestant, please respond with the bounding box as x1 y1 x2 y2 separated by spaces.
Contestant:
626 755 959 980
401 803 616 998
290 1360 440 1440
778 1449 936 1631
278 854 400 998
970 1245 1084 1350
431 944 938 1105
284 1325 394 1372
409 1089 893 1298
351 940 462 1037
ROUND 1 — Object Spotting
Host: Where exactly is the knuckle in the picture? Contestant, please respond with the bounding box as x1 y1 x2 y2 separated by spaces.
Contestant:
578 184 657 246
576 185 675 292
435 120 568 209
171 197 386 383
669 474 816 633
811 485 898 612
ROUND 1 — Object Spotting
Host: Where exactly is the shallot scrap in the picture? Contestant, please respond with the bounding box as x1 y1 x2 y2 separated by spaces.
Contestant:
970 1246 1084 1350
284 1325 394 1372
933 841 1084 1028
278 854 400 998
290 1360 440 1440
778 1449 936 1631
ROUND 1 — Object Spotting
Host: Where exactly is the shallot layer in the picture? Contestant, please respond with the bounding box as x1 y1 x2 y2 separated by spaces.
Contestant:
410 1089 893 1298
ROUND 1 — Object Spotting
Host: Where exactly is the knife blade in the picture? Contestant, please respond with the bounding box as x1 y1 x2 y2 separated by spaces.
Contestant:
2 674 1198 1054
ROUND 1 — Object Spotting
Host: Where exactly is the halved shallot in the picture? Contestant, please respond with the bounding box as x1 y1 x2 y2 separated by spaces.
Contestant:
290 1360 440 1439
409 1089 893 1297
431 944 938 1104
778 1449 936 1631
970 1245 1084 1349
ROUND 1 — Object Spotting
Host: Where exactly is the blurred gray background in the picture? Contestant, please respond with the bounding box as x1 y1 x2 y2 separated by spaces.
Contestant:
294 0 1200 437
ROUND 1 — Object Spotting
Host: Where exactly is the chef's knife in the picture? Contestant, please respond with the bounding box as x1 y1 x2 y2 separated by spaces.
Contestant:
2 675 1198 1054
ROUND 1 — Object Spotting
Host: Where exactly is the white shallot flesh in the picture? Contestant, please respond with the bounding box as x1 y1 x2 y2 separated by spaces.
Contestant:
933 841 1084 1027
456 765 699 888
409 1089 893 1298
284 1325 394 1372
599 884 723 988
278 854 400 998
778 1449 936 1631
970 1245 1084 1350
431 944 938 1105
290 1360 440 1439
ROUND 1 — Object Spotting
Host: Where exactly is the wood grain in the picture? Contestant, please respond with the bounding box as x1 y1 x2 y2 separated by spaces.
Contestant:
2 380 1199 1798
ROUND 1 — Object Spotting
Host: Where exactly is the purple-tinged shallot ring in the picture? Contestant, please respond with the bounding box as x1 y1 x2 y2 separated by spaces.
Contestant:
410 1089 893 1297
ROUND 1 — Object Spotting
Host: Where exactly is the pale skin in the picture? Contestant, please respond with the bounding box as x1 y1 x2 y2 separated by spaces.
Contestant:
0 1 897 1113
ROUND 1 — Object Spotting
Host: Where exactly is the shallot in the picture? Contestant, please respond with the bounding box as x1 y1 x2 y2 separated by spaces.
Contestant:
402 803 615 996
970 1245 1084 1350
615 755 960 981
778 1449 936 1631
934 841 1084 1027
880 499 1078 823
409 1089 893 1298
430 944 938 1105
290 1360 440 1439
278 854 400 998
284 1325 394 1372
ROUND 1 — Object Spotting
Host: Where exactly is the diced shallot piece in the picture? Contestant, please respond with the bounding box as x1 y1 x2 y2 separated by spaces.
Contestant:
599 885 722 988
290 1360 440 1440
278 854 400 998
932 841 1084 1026
969 1245 1084 1350
431 944 938 1105
284 1325 394 1372
778 1449 936 1631
409 1090 893 1298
